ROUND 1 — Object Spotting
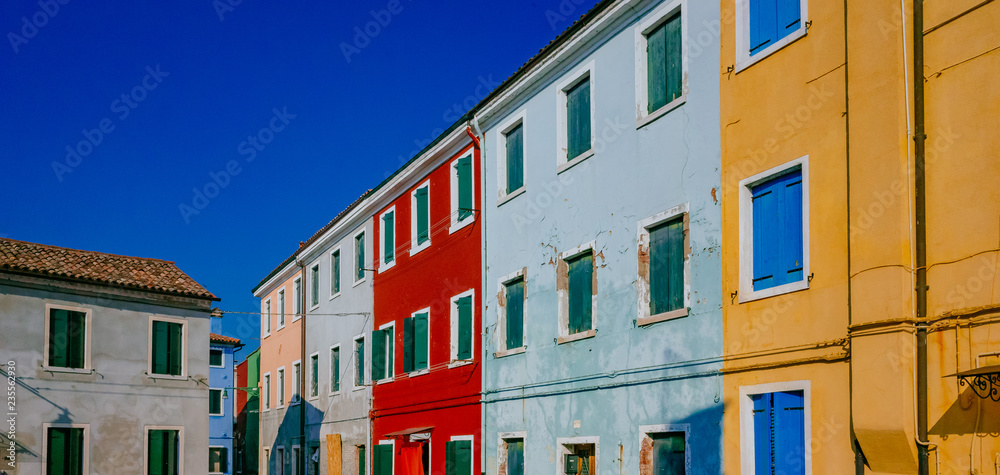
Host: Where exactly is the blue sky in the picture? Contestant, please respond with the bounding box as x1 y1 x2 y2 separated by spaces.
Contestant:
1 1 599 356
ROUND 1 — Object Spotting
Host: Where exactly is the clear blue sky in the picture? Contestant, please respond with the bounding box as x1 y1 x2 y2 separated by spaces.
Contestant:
1 1 599 356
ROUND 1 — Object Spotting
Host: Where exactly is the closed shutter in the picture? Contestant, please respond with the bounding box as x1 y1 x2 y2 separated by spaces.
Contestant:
47 427 66 474
356 233 366 281
646 22 667 113
777 0 801 37
565 78 591 159
371 330 385 381
67 427 84 475
650 433 685 475
507 440 524 475
567 253 594 334
664 13 682 103
311 355 319 397
457 157 473 220
358 445 366 475
445 440 471 475
48 309 68 368
505 125 524 193
149 430 179 475
457 296 473 360
403 317 414 373
383 212 394 263
356 339 365 385
167 322 183 376
751 169 803 291
332 251 341 294
67 310 86 369
210 389 221 415
373 445 392 475
773 391 805 474
505 279 525 349
414 312 429 370
148 430 164 475
416 187 430 244
331 348 340 392
649 217 685 314
312 266 320 306
152 321 168 375
751 393 773 474
749 0 777 55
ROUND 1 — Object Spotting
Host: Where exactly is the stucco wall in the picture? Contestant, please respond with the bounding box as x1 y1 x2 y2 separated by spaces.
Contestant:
210 344 236 473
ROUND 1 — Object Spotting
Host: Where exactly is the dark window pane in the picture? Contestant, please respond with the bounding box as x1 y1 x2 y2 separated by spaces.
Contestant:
209 349 223 367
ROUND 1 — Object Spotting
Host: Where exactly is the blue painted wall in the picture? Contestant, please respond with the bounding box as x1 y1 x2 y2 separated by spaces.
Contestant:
479 0 723 473
210 341 237 474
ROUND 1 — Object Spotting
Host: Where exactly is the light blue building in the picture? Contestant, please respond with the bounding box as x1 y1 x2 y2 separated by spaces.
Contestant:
475 0 723 473
210 330 242 474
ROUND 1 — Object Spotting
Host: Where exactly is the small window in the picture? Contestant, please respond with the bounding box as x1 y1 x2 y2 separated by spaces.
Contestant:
263 373 271 410
277 368 286 407
275 447 285 475
380 209 396 268
331 346 341 393
209 447 228 474
749 390 806 474
278 289 286 327
504 123 524 194
372 325 394 382
445 439 473 475
558 440 596 475
641 9 683 115
451 292 474 361
639 431 686 475
150 318 184 377
147 428 181 475
293 278 302 318
209 389 223 416
403 311 429 373
558 245 596 341
354 337 366 387
310 353 319 398
46 425 86 474
264 299 272 335
46 306 88 370
331 249 342 296
355 231 367 283
209 349 224 368
503 277 525 350
649 217 685 314
411 183 431 253
451 153 475 229
310 264 320 308
293 361 301 402
500 436 525 475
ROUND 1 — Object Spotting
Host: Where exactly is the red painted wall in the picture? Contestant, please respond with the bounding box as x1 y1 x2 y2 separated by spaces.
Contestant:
372 141 482 474
236 358 248 416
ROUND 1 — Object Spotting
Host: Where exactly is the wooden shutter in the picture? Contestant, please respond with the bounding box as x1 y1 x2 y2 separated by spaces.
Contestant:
210 389 221 415
749 0 778 55
415 313 429 370
371 330 385 381
326 434 342 475
165 430 179 475
152 321 168 375
311 355 319 396
403 317 414 373
48 309 68 368
457 296 473 360
358 445 366 475
457 157 473 220
148 430 164 475
567 253 594 334
331 348 341 392
566 78 591 159
777 0 801 37
333 251 341 294
751 393 773 474
646 22 667 113
505 125 524 193
773 391 805 474
373 445 392 475
664 13 682 103
507 440 524 475
383 212 394 262
505 279 525 349
649 217 685 314
416 187 430 244
47 427 67 474
751 169 803 291
312 266 320 306
649 433 685 475
356 233 366 281
167 322 183 376
446 440 472 475
356 339 365 385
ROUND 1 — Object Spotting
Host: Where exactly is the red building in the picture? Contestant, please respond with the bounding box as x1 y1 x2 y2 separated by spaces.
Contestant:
370 125 482 475
235 358 248 417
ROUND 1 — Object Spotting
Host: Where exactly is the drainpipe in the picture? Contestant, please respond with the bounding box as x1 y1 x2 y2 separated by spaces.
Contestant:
298 260 308 474
469 117 487 475
913 0 929 473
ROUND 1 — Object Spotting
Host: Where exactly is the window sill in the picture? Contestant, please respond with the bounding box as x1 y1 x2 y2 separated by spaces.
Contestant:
329 292 341 301
329 390 341 397
353 278 366 288
557 149 594 175
739 279 809 304
637 308 689 327
374 378 394 385
497 187 526 207
636 96 686 129
409 240 431 257
449 216 475 235
556 329 597 345
379 260 396 273
494 346 526 358
353 385 366 392
277 325 286 331
407 369 430 378
292 315 302 322
309 395 320 401
210 413 224 417
448 360 474 369
735 27 807 73
147 373 188 381
42 366 93 375
309 304 320 313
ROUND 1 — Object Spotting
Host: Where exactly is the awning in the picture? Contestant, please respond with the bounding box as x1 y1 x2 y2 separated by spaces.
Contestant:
947 364 1000 401
384 426 434 441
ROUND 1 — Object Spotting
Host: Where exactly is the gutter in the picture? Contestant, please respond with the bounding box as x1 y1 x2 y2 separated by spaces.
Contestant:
298 260 308 472
471 115 488 474
913 0 930 473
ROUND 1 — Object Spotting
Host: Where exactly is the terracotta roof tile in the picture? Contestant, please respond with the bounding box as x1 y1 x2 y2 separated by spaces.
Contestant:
210 333 241 345
0 238 217 300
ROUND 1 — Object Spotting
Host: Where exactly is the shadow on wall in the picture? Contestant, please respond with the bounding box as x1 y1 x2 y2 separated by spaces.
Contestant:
264 399 326 475
236 392 260 475
930 386 1000 436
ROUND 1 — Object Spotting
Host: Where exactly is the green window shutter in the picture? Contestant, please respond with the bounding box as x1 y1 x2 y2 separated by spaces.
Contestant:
383 212 395 263
356 233 366 281
374 444 392 475
209 349 223 367
371 330 385 381
167 322 183 376
48 309 68 368
416 187 430 244
311 266 320 307
403 317 414 373
414 312 429 370
456 157 473 220
148 430 163 475
664 13 682 103
505 125 524 193
358 445 366 475
47 427 66 474
356 339 365 385
446 440 472 475
333 251 341 294
650 217 686 314
332 348 341 392
505 279 525 349
148 430 178 475
152 321 168 375
67 310 85 369
445 442 455 475
566 78 592 159
457 296 473 360
311 355 319 397
210 389 221 415
567 253 594 334
507 440 524 475
646 21 667 113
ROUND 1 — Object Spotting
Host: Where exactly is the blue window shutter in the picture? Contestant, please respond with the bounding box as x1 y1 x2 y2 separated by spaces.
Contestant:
773 391 806 474
646 22 667 113
507 440 525 475
664 13 683 103
749 0 778 56
752 393 774 474
777 0 801 38
752 169 803 291
752 182 778 290
781 174 804 285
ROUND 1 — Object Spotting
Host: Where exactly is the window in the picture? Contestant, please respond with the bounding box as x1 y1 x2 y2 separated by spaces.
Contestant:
275 447 285 475
146 427 182 475
354 336 366 387
330 346 341 393
331 249 342 296
45 424 87 475
310 264 320 308
277 367 285 407
278 289 286 328
639 426 688 475
450 291 474 362
446 437 473 475
357 445 367 475
403 310 429 373
740 382 810 474
45 305 89 370
557 438 597 475
209 348 224 368
556 61 594 168
210 447 228 474
355 231 367 283
263 448 270 475
380 208 396 270
293 278 302 319
638 205 690 325
736 0 807 69
292 360 301 403
209 389 223 416
498 433 525 475
497 270 527 355
411 182 431 254
264 299 272 336
373 442 393 475
504 124 524 194
558 243 597 343
372 324 394 382
263 373 271 410
150 317 185 377
450 152 475 230
636 2 684 124
739 158 809 302
310 353 319 398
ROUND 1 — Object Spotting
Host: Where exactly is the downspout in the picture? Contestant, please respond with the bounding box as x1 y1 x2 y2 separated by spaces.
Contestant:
298 260 308 474
469 117 487 475
913 0 930 473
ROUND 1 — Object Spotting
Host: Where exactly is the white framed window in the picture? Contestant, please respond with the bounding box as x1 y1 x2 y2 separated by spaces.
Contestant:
556 241 598 344
263 298 272 337
379 206 397 272
495 109 527 205
210 446 229 474
556 436 598 475
735 0 809 71
262 372 271 411
43 303 92 373
447 435 475 475
278 288 286 329
291 359 302 404
209 348 225 368
309 264 321 310
634 0 687 127
330 345 341 395
497 431 526 475
353 334 366 389
638 424 690 475
738 156 809 303
449 150 476 233
496 268 528 357
637 203 691 326
148 315 187 379
144 425 184 475
354 229 368 286
555 60 595 173
309 351 320 399
276 366 286 408
739 380 811 475
410 181 432 256
209 388 224 416
373 321 395 382
330 247 342 298
293 278 302 321
43 423 90 475
449 289 476 366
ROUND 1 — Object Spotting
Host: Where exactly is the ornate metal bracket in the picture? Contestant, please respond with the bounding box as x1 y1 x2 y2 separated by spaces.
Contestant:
953 366 1000 402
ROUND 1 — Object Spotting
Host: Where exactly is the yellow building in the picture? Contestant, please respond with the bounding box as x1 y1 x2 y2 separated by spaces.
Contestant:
720 0 1000 473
